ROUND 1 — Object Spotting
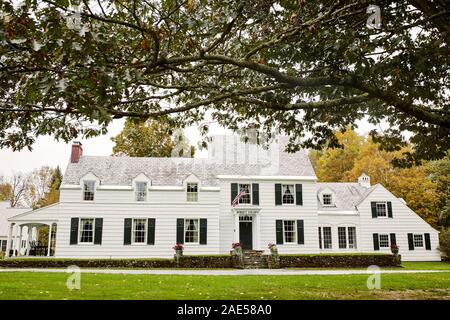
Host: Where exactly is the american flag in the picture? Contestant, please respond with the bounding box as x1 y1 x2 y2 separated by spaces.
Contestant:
232 189 247 207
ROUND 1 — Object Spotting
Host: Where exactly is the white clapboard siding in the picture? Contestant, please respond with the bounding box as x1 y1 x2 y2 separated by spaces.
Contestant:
218 179 319 255
317 213 361 253
357 184 440 261
10 180 441 261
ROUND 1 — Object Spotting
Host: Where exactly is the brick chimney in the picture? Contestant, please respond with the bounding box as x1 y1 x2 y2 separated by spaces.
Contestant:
71 141 83 163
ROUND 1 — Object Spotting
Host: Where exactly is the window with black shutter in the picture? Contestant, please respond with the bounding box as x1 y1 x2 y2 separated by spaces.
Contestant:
123 218 132 245
147 218 155 245
276 220 283 244
94 218 103 245
252 184 259 206
70 217 79 245
275 184 282 205
200 219 207 245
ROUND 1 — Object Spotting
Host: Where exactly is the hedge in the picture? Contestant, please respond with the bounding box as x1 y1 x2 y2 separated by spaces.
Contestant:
0 254 400 269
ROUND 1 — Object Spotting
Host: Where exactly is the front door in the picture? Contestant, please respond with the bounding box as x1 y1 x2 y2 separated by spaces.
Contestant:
239 221 253 250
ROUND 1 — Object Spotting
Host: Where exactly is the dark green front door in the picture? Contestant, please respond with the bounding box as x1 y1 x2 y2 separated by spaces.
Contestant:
239 222 253 250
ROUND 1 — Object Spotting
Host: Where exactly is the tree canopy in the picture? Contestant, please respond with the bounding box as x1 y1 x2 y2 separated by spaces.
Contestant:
0 0 449 163
111 118 195 157
311 129 448 228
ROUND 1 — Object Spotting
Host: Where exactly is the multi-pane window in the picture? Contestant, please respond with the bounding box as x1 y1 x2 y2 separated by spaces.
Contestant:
376 202 387 217
379 234 390 248
184 219 199 243
238 184 251 204
348 227 357 249
338 227 347 249
413 234 424 248
322 227 332 249
187 183 198 202
0 240 6 252
133 219 147 243
83 181 95 201
323 194 333 206
135 182 147 202
283 220 296 243
318 227 322 249
282 184 295 204
79 218 94 243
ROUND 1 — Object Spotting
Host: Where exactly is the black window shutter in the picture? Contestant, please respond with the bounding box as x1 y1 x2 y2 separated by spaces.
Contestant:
276 220 283 244
295 184 303 206
124 218 132 245
252 183 259 205
231 183 238 205
70 218 79 245
390 233 396 246
200 219 207 245
424 233 431 250
147 218 155 245
176 218 184 244
297 220 304 245
373 233 379 251
94 218 103 245
407 233 414 250
387 202 393 218
318 227 322 249
275 184 282 205
371 202 377 218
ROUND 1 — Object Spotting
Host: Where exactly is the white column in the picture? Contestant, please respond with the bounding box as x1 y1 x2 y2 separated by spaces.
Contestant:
26 226 32 256
5 223 13 258
234 213 240 243
47 224 52 257
15 225 23 256
255 214 261 251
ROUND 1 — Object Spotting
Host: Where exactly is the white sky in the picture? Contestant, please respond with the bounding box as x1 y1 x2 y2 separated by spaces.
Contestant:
0 118 378 177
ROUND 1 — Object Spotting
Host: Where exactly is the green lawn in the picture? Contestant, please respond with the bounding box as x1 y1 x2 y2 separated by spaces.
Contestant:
0 272 449 300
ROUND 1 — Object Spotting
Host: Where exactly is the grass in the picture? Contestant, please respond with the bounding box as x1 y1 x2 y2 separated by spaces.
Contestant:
401 261 450 270
0 272 449 300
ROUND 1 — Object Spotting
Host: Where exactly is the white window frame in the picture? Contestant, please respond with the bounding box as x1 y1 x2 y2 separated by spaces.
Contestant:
375 202 388 218
184 219 200 244
338 226 347 249
348 227 357 249
281 184 295 205
238 183 252 205
283 220 297 244
322 194 333 206
413 234 424 248
186 183 199 202
132 218 147 244
135 182 147 202
79 218 95 244
320 226 333 249
83 180 95 201
378 234 390 248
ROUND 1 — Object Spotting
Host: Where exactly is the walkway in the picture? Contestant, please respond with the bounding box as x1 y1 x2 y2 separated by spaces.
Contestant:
0 268 449 275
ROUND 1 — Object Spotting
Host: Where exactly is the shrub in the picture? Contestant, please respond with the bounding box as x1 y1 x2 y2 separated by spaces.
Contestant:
438 229 450 258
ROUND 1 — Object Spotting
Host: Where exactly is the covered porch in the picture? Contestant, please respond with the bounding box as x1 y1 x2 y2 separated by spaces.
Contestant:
5 220 58 258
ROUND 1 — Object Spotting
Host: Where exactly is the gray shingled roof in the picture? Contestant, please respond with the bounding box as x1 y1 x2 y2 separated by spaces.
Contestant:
62 136 316 187
317 182 376 211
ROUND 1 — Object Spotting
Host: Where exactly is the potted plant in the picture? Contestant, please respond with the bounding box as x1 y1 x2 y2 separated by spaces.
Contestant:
390 244 399 255
173 243 184 264
268 243 278 257
232 242 242 256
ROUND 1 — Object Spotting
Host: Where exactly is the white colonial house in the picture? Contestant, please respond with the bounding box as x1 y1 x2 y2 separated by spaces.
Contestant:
2 136 441 261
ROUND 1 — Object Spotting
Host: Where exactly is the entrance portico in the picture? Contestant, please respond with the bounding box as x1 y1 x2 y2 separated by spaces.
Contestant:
233 209 261 250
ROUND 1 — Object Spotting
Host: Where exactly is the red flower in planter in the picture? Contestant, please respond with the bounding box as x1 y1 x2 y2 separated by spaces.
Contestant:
173 243 184 251
232 242 242 249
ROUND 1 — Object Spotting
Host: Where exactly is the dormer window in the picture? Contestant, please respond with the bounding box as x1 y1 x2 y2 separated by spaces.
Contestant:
83 181 95 201
282 184 295 204
135 182 147 202
186 183 198 202
322 194 333 206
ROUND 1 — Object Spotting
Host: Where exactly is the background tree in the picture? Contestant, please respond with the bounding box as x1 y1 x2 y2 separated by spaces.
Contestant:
0 1 448 164
312 129 442 228
0 179 12 202
33 166 62 209
25 166 54 207
111 119 195 157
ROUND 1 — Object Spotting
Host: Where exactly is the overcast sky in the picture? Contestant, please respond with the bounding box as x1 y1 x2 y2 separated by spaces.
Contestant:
0 119 377 177
0 119 232 177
